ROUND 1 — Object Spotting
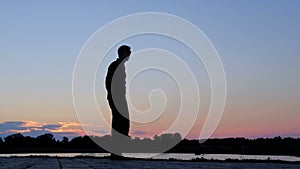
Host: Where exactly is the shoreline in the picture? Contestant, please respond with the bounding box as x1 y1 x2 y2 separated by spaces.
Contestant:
1 156 299 169
1 155 299 164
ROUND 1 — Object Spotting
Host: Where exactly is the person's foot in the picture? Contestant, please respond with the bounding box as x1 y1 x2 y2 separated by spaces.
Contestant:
110 153 130 160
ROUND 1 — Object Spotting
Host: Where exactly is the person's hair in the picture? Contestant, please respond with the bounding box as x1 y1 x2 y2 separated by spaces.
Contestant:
117 45 131 56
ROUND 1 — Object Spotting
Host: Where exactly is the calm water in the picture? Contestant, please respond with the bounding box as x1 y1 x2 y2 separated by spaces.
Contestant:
0 153 299 162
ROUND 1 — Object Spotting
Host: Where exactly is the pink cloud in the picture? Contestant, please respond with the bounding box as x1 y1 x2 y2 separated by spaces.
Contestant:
0 121 105 139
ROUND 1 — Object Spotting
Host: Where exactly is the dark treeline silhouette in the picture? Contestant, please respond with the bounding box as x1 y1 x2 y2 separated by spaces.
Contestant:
0 133 299 156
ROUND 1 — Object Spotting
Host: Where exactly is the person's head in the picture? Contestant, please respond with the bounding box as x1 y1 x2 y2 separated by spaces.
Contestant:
117 45 131 61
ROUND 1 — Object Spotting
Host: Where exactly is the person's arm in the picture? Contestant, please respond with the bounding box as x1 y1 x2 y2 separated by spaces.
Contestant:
105 62 115 99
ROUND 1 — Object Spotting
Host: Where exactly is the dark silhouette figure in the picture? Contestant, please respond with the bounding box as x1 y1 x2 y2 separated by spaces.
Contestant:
105 45 131 158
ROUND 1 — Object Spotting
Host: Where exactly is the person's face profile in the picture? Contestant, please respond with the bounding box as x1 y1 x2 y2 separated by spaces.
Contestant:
125 49 131 57
122 49 131 61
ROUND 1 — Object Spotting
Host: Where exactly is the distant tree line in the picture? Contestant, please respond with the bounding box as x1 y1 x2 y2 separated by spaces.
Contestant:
0 133 299 156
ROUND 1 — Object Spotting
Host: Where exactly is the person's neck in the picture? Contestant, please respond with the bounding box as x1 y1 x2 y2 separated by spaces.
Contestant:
117 57 127 63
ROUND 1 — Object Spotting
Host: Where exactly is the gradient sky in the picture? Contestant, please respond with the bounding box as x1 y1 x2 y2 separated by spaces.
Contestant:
1 0 300 139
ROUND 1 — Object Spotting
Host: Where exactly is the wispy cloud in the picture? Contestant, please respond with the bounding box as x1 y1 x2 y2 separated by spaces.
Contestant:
0 121 163 139
129 130 161 138
0 121 105 139
19 121 45 128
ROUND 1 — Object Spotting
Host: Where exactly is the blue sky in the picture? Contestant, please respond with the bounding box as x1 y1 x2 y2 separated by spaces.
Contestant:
0 0 300 139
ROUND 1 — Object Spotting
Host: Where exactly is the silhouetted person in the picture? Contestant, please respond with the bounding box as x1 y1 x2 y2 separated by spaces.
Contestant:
105 45 131 159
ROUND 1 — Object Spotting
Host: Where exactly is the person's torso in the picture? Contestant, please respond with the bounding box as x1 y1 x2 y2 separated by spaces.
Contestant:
110 60 127 100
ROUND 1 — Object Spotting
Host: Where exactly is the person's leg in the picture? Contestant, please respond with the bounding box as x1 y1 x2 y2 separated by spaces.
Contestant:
109 98 131 157
119 99 130 136
117 113 130 152
109 99 122 156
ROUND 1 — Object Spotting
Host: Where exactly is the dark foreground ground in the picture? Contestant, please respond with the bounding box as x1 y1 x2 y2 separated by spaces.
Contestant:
0 156 299 169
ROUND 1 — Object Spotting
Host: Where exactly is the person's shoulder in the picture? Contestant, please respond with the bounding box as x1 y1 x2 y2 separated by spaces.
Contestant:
108 59 120 69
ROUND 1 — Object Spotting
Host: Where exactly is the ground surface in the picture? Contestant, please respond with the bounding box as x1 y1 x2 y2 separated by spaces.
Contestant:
0 157 299 169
